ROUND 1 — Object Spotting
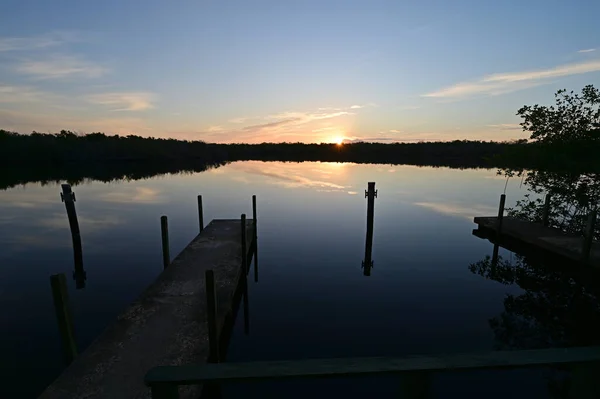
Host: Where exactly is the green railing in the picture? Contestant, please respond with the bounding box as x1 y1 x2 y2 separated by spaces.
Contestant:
145 346 600 398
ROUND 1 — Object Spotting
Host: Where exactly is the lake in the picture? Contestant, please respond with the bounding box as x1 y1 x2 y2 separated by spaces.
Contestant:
0 161 580 398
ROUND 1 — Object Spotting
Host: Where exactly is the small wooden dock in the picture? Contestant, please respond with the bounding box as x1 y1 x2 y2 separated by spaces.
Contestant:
39 217 257 399
474 216 600 266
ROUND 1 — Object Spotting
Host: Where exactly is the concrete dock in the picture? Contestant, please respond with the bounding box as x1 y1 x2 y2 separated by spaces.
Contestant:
38 219 256 399
474 216 600 266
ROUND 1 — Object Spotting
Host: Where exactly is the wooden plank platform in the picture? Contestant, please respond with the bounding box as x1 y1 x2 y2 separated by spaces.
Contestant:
474 216 600 267
38 219 256 399
146 346 600 384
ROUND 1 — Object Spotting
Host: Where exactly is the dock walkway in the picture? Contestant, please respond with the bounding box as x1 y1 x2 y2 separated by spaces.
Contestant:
38 219 256 399
474 216 600 266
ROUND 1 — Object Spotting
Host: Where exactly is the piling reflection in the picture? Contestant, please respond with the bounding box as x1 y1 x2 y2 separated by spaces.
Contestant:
362 182 377 276
60 184 86 289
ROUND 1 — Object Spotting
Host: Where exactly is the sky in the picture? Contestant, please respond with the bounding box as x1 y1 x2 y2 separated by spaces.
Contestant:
1 0 599 144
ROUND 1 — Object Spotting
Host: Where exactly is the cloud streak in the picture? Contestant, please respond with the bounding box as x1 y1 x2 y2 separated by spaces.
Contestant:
205 107 357 142
0 32 74 52
0 84 55 103
578 49 596 53
86 92 157 111
487 123 522 130
16 55 108 79
423 59 600 99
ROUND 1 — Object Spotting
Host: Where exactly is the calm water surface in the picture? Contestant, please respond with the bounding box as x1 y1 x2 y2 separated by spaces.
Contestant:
0 162 569 398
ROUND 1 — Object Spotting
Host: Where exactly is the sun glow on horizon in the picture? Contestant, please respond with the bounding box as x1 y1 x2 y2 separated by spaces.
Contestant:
332 136 345 145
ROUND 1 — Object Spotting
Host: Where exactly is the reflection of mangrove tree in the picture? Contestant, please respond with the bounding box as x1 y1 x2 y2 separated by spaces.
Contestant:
0 160 229 191
500 85 600 239
469 252 600 398
470 254 600 350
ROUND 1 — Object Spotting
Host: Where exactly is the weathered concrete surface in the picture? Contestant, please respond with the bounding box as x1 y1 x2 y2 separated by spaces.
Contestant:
474 216 600 266
38 219 255 399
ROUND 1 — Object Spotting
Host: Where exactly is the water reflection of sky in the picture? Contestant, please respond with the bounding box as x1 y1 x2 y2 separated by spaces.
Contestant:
0 162 552 398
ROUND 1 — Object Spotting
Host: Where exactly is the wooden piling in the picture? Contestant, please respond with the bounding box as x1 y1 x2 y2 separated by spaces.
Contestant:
60 184 85 289
205 269 219 363
241 214 250 334
161 216 170 269
491 243 500 268
50 273 77 365
363 182 377 276
582 210 597 262
496 194 506 233
241 214 247 274
252 195 257 236
542 193 551 227
252 195 258 283
198 195 204 233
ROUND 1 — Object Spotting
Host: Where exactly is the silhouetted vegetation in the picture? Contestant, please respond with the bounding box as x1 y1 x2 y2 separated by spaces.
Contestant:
0 128 522 167
2 85 599 189
0 129 529 190
499 85 600 239
469 245 600 397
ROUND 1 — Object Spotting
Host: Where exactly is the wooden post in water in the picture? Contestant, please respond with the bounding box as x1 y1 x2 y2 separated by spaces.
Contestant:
542 193 551 227
491 243 500 269
161 216 170 269
496 194 506 234
198 195 204 233
50 273 77 365
241 214 248 274
60 184 86 289
582 210 597 263
241 214 250 334
205 269 219 363
362 182 377 276
252 195 259 282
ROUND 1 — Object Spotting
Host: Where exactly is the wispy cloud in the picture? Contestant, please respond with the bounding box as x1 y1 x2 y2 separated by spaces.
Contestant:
0 32 75 52
267 110 352 121
99 187 164 204
343 137 399 143
487 123 522 130
578 49 596 53
414 202 497 220
39 213 122 232
16 55 108 79
0 84 55 103
423 59 600 99
349 103 377 109
229 116 255 124
203 107 357 142
242 118 302 131
206 125 224 132
86 92 157 111
232 162 347 191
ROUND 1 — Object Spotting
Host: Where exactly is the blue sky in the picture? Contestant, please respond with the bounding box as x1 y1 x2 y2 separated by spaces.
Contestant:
1 0 599 143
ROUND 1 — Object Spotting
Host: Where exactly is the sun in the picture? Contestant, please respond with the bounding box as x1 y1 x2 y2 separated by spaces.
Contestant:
332 136 344 145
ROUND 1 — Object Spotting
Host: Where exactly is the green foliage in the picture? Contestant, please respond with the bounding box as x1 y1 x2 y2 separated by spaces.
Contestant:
500 86 600 239
517 85 600 144
499 169 600 240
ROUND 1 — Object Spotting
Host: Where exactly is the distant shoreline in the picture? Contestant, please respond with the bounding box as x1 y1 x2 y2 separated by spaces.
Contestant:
1 130 598 190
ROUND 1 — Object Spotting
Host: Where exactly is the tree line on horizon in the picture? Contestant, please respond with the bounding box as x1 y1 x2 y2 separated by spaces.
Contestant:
1 84 599 189
0 127 529 166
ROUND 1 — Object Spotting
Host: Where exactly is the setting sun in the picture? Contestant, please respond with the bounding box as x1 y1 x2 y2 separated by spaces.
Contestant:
332 136 345 145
